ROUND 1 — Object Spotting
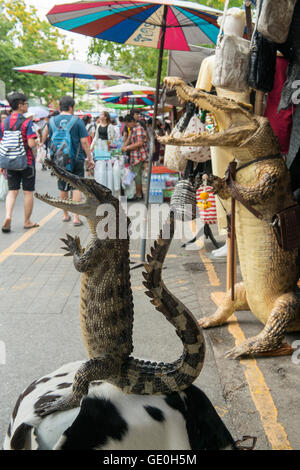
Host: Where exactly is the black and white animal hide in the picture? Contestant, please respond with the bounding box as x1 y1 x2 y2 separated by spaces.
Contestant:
3 361 235 450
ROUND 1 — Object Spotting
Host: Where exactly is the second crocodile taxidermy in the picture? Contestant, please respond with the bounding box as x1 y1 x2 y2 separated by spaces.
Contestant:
159 77 300 359
34 159 205 415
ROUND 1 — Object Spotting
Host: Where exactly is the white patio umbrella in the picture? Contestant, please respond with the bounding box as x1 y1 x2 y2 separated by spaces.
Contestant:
93 83 156 96
27 105 50 120
14 59 131 98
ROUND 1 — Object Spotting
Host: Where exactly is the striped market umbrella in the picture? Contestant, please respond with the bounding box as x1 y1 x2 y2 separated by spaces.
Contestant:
102 94 155 105
46 1 222 261
0 99 10 109
14 59 130 98
46 1 221 50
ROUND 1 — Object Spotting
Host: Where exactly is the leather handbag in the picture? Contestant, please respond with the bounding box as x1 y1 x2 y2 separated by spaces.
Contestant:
248 31 277 92
272 204 300 251
212 0 250 93
248 0 277 93
257 0 297 44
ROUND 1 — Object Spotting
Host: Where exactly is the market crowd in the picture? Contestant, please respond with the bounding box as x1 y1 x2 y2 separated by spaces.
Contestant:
0 92 171 232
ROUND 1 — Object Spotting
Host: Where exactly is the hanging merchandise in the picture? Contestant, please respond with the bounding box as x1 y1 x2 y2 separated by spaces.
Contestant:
212 0 250 93
170 160 197 221
106 160 113 192
113 159 121 192
257 0 297 44
264 56 293 154
196 184 217 225
179 112 211 163
248 1 277 92
94 159 107 187
164 131 187 172
164 103 196 172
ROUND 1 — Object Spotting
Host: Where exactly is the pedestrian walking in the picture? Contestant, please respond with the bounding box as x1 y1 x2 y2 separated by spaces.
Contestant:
0 92 38 233
82 114 95 145
48 96 94 226
122 114 148 200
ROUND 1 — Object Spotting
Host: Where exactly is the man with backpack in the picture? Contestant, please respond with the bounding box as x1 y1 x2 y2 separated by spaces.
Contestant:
0 92 38 233
48 96 94 225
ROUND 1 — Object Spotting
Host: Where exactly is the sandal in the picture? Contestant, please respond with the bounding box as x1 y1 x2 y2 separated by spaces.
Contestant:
24 223 39 229
73 220 83 227
2 220 11 233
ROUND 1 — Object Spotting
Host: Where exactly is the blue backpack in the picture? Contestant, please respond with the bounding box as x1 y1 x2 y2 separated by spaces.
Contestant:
49 116 80 171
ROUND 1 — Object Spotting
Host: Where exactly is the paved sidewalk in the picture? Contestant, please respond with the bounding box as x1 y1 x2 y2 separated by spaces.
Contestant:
0 165 299 449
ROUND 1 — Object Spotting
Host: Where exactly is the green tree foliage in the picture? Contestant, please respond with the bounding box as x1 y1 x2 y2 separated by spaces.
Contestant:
0 0 76 102
88 0 245 86
194 0 244 9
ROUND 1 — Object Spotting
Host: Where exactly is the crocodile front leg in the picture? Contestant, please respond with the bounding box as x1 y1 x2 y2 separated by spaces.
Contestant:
35 355 120 416
198 282 249 328
61 235 104 272
225 292 300 358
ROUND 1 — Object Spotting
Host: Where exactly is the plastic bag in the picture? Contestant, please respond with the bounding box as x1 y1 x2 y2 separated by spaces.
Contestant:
124 180 136 199
0 174 8 201
36 146 46 164
122 167 135 186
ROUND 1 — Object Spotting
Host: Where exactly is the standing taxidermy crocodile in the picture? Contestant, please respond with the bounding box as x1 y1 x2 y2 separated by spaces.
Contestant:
159 77 300 359
34 159 205 415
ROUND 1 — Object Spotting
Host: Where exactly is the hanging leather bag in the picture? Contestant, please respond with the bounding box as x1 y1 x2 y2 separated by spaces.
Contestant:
272 204 300 251
212 0 250 93
257 0 297 44
248 0 277 92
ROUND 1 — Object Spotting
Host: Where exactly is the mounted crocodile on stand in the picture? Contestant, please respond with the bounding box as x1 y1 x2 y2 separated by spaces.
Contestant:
159 77 300 359
33 159 205 415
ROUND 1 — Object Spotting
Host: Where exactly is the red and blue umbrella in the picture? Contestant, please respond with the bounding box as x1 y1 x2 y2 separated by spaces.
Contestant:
102 94 155 105
14 59 130 98
46 1 221 50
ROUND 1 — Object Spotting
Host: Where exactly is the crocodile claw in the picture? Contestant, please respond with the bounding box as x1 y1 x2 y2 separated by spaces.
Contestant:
225 345 253 360
225 337 261 359
35 394 80 417
60 234 81 256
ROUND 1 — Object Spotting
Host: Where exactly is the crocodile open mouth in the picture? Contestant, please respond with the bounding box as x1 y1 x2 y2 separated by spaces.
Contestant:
159 77 255 149
35 159 113 217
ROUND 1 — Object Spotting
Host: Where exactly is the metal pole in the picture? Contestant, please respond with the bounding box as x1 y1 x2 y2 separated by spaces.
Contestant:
72 76 75 99
140 5 168 262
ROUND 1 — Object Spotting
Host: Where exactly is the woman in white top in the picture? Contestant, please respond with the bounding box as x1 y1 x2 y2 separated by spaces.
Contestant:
91 111 118 154
91 111 118 187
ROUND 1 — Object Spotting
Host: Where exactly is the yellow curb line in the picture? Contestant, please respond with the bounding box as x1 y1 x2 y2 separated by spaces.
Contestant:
6 252 64 257
0 209 59 264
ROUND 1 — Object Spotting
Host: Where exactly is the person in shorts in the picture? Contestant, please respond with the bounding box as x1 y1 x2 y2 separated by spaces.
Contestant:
122 114 148 200
48 96 94 226
0 92 38 233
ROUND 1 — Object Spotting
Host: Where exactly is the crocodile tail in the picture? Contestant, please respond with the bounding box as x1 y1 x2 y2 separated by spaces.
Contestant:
116 211 205 395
